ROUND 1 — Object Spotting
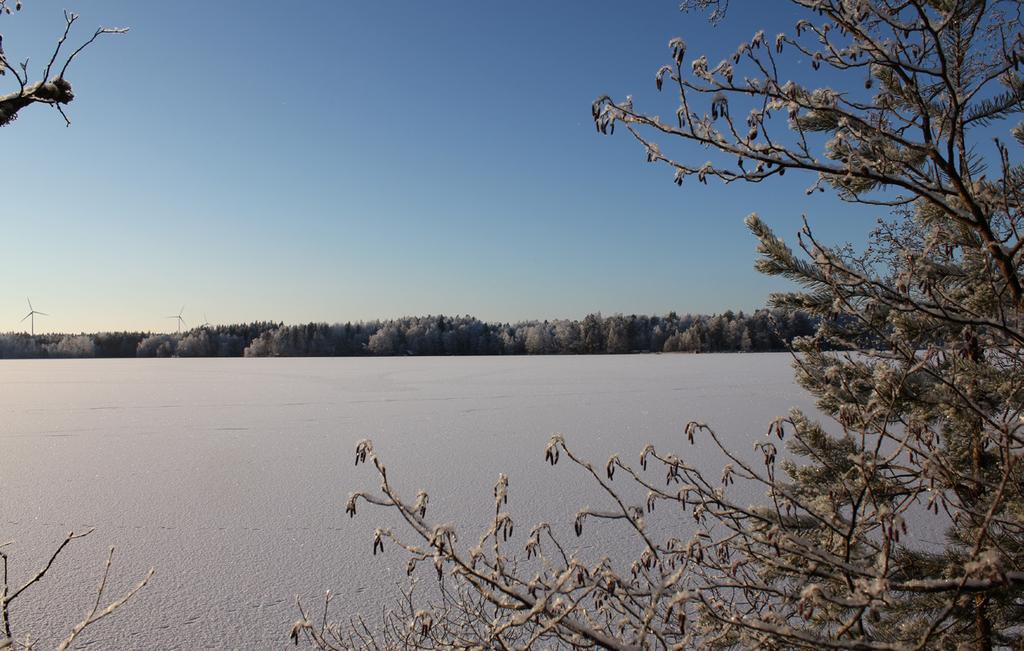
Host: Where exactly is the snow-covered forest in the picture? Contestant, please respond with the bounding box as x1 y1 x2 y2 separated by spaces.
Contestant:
0 309 815 358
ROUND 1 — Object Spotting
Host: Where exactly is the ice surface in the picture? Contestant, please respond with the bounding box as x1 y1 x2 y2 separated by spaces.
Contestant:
0 354 819 649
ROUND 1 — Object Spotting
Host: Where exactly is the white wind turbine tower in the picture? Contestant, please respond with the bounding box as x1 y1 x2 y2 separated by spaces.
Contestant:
21 298 49 336
166 306 187 334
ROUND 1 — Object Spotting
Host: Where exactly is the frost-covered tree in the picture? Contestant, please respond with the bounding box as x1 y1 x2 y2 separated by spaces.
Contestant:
295 1 1024 649
367 323 404 356
554 319 583 353
580 312 606 354
136 333 179 358
525 322 557 355
44 334 96 358
605 315 632 354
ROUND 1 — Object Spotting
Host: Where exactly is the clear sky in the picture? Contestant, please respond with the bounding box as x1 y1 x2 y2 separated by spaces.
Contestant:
1 1 878 333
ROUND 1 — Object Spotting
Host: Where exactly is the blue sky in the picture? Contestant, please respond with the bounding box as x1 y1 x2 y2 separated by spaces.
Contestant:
1 1 878 333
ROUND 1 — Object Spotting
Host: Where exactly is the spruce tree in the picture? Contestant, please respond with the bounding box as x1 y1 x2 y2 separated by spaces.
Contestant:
300 2 1024 648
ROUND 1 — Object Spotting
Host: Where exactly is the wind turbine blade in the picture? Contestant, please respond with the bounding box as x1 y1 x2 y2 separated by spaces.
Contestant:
36 312 49 316
20 313 31 322
179 306 185 317
26 297 32 311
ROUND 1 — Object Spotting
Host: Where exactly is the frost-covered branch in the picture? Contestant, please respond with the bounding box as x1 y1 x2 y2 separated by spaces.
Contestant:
594 0 1024 309
0 532 152 650
0 7 127 128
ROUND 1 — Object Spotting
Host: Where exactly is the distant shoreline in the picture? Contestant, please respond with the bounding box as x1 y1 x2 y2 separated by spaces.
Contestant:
0 349 799 361
0 309 814 359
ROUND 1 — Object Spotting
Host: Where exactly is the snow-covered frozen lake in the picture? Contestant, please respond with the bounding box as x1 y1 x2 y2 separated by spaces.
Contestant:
0 354 820 649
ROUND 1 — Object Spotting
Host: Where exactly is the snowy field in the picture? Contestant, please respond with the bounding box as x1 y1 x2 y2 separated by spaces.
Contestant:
0 354 821 649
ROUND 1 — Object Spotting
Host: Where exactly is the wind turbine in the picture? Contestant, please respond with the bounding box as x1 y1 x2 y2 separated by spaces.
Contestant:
166 306 187 334
21 298 48 336
199 313 211 329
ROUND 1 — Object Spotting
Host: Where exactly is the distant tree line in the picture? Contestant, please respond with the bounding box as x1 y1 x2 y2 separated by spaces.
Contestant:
0 310 816 359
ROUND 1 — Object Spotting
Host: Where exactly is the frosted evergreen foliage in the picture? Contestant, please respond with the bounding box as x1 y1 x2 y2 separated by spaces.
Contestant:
296 1 1023 649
